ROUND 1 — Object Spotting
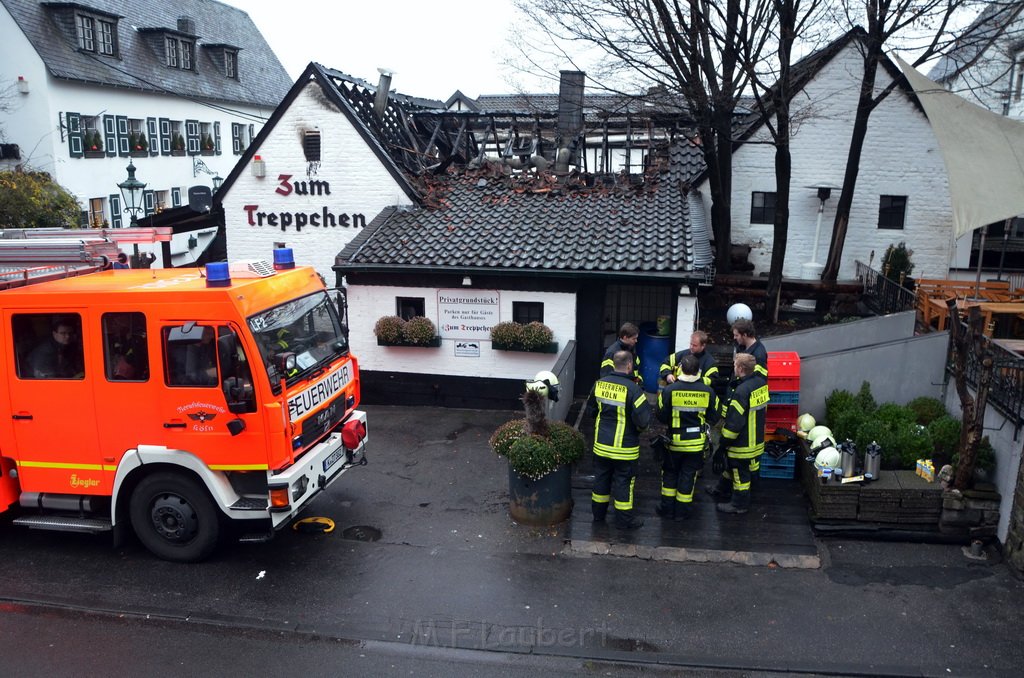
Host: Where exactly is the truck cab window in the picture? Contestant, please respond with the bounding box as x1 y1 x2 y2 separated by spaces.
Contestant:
13 313 85 380
103 312 149 381
164 324 218 387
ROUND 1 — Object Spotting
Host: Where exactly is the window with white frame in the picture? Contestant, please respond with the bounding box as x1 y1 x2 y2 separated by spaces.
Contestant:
165 36 178 67
225 50 237 78
96 19 115 55
165 37 194 70
76 15 94 51
88 197 106 228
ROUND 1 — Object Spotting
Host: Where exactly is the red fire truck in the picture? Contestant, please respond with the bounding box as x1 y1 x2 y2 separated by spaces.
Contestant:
0 230 367 561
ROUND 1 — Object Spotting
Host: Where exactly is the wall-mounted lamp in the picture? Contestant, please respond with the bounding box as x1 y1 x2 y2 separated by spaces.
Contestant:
212 174 223 191
17 76 29 94
462 276 472 286
252 154 266 178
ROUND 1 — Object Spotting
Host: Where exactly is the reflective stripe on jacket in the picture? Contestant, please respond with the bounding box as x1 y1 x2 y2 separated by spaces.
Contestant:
656 377 720 453
600 339 641 383
587 372 651 460
659 348 720 385
721 372 769 458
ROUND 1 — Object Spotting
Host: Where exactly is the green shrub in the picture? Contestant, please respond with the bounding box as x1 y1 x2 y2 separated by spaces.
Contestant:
831 407 870 444
825 389 856 429
953 436 997 473
890 422 933 469
854 381 877 415
855 419 899 468
882 241 914 280
926 415 961 462
490 419 584 480
875 402 916 429
373 315 405 344
402 316 437 345
907 397 947 426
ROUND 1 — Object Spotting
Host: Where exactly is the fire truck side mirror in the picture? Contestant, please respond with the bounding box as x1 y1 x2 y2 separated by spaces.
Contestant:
222 376 255 414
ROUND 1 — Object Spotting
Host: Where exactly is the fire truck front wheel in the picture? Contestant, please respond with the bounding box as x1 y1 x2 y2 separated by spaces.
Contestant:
129 472 221 562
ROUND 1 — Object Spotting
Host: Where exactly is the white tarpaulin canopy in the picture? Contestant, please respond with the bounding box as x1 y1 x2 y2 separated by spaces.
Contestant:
896 55 1024 239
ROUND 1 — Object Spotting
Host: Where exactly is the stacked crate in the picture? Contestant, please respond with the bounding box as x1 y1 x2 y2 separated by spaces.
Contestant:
762 352 801 479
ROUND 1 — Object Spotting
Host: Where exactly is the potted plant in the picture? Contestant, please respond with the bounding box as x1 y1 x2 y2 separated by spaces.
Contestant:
172 133 186 156
882 241 915 289
84 131 104 157
491 320 558 353
201 133 215 155
490 388 584 526
130 132 148 157
373 315 405 345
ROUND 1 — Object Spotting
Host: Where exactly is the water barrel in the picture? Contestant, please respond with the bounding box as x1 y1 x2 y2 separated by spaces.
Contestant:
637 323 671 393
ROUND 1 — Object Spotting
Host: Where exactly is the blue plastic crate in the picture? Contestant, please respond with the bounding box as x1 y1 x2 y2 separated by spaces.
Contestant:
760 451 796 479
769 391 800 405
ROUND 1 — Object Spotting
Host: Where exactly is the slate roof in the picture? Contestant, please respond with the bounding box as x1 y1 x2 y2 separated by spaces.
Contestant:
927 2 1024 83
336 147 711 280
1 0 291 107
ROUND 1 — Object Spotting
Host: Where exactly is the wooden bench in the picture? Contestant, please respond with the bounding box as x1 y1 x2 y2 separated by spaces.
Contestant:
915 278 1020 331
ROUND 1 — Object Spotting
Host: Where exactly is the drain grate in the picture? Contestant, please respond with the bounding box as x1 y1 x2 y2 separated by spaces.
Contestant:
341 525 382 542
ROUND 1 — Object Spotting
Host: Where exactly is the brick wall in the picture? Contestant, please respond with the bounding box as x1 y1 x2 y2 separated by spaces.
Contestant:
698 44 955 280
220 80 415 281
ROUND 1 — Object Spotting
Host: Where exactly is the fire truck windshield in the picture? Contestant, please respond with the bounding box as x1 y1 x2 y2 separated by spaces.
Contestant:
248 291 348 387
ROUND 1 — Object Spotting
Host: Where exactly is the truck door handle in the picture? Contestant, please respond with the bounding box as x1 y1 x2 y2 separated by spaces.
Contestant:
163 422 187 429
12 413 33 421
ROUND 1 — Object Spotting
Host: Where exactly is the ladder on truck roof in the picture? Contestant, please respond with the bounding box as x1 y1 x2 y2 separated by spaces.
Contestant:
0 227 172 290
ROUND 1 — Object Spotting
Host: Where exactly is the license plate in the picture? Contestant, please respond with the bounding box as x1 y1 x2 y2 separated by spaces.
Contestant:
323 447 346 473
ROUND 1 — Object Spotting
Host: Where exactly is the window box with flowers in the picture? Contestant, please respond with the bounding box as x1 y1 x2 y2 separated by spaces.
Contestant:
200 133 215 156
490 321 558 353
128 132 149 157
84 130 105 158
171 133 186 156
374 315 441 347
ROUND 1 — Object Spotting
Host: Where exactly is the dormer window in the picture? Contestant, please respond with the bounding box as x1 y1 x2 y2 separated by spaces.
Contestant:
165 36 194 70
75 12 117 56
225 50 237 78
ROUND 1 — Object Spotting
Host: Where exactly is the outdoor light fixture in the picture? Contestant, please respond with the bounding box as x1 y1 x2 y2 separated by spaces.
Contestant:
252 155 266 178
212 174 223 191
17 76 29 94
117 162 146 227
793 183 841 311
462 276 472 286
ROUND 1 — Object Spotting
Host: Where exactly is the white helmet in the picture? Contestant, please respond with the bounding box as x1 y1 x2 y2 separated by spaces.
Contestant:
809 433 837 453
525 370 560 402
807 425 832 443
797 413 816 433
814 446 841 470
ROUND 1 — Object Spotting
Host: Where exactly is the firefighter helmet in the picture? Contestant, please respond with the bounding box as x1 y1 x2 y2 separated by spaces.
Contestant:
814 446 841 470
797 413 816 432
525 370 560 402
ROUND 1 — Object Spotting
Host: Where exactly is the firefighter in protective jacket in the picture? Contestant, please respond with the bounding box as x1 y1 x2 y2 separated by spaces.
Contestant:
587 350 651 530
655 354 720 520
709 353 768 514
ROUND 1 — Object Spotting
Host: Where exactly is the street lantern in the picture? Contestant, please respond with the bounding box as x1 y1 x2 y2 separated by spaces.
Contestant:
212 174 223 191
117 162 146 226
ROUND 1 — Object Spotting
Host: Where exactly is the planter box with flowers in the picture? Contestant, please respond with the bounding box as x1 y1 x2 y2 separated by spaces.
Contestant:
490 321 558 353
128 132 149 157
374 315 441 347
84 131 105 158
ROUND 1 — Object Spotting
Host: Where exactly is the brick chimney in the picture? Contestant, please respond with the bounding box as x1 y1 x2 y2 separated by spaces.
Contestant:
177 16 196 34
555 70 585 172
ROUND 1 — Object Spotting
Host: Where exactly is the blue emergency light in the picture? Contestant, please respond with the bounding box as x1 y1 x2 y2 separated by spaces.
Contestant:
205 261 231 287
273 248 296 270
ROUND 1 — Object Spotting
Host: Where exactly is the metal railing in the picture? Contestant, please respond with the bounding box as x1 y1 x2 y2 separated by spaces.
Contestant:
856 260 917 316
946 323 1024 433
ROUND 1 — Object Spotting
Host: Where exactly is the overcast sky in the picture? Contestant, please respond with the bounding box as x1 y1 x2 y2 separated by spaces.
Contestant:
230 0 554 101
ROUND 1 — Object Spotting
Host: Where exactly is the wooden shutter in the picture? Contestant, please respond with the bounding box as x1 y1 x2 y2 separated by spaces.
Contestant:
231 123 241 154
143 190 155 216
171 187 182 208
214 121 221 155
109 194 122 228
116 115 129 156
66 112 84 157
104 115 117 157
159 118 171 155
186 119 200 155
147 117 159 156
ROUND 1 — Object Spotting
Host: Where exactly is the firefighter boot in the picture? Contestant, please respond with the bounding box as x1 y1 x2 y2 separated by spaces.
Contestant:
592 501 608 523
674 502 692 521
706 476 732 501
655 496 675 519
716 490 750 515
615 511 644 530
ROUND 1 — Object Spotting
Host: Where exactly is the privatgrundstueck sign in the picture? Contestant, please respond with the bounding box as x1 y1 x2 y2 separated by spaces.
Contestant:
437 289 499 340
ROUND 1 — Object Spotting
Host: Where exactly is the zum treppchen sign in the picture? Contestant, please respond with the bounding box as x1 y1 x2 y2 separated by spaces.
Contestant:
438 290 499 341
242 174 367 232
